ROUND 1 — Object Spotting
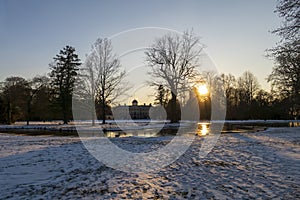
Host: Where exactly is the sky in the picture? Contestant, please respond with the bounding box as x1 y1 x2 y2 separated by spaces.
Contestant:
0 0 281 103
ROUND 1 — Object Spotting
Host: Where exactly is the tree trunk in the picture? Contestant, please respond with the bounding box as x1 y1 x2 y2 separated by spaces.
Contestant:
27 100 30 126
102 98 106 124
26 96 32 126
92 113 95 126
7 102 12 125
63 113 68 124
62 95 68 124
91 102 95 126
170 92 179 123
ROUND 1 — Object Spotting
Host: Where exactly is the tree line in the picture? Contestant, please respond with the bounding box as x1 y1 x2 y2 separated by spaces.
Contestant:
0 0 298 124
153 68 298 121
0 41 125 125
0 64 296 125
0 46 81 125
267 0 300 120
147 0 299 121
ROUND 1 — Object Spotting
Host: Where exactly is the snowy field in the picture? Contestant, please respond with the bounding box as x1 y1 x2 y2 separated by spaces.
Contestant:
0 127 299 199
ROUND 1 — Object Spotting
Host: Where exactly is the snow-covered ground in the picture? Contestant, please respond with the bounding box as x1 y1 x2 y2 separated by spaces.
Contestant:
0 127 299 199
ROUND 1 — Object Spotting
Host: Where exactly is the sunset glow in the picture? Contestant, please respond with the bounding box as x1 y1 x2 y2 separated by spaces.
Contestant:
197 84 208 96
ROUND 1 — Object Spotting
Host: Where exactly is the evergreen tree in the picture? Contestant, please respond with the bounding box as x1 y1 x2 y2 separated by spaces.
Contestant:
49 46 81 124
154 85 169 107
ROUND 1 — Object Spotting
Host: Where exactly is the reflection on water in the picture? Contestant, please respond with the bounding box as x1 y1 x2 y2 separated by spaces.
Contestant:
104 128 181 138
289 122 300 127
105 123 210 138
197 123 210 136
105 129 159 138
103 121 300 138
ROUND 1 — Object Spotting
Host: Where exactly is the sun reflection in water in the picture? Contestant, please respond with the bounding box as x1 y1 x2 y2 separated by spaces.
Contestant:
197 123 209 136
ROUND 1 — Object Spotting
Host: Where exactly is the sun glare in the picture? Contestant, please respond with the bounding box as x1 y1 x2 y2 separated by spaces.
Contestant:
197 84 208 95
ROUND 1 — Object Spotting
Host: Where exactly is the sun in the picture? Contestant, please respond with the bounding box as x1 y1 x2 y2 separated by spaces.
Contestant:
197 84 208 95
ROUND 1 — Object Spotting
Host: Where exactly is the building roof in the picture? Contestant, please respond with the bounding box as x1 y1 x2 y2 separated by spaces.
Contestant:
132 99 138 104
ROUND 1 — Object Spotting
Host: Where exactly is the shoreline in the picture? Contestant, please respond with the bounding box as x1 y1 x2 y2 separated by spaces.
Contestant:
0 120 299 137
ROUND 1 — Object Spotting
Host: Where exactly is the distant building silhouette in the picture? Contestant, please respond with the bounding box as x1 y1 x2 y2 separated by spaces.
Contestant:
113 99 151 120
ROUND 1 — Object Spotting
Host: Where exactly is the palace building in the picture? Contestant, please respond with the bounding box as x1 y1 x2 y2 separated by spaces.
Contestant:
113 100 152 120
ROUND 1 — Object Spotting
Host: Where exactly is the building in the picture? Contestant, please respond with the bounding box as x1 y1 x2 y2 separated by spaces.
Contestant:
113 100 151 120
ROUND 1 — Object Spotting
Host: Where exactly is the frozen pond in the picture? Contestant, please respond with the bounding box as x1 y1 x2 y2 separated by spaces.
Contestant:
102 121 300 137
0 120 299 138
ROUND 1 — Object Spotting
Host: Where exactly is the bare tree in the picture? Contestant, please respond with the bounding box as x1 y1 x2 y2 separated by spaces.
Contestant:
145 30 203 123
238 71 260 105
30 76 53 122
268 43 300 119
221 74 236 97
26 76 50 125
272 0 300 42
197 71 226 121
220 73 239 118
77 38 126 125
2 77 29 124
267 0 300 119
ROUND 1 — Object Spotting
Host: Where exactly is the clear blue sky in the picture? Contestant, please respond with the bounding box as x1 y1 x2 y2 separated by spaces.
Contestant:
0 0 280 91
